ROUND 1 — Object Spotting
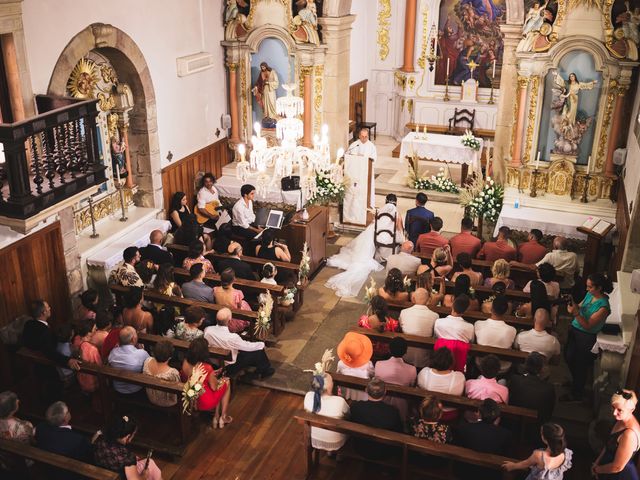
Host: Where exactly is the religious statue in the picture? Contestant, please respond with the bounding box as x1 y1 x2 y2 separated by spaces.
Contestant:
517 0 556 52
609 1 640 60
297 0 317 26
522 1 548 36
619 1 640 44
550 72 597 156
110 136 128 180
252 62 279 126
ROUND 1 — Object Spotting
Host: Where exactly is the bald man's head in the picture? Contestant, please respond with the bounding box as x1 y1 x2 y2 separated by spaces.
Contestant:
216 308 232 326
553 236 567 250
533 308 550 331
413 288 429 305
119 326 137 346
149 230 163 245
401 241 414 253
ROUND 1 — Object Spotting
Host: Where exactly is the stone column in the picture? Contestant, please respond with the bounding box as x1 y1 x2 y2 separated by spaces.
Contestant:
0 34 25 122
318 14 356 156
227 63 241 144
491 26 522 181
605 85 628 176
401 0 418 73
119 124 135 189
59 206 84 308
301 66 314 147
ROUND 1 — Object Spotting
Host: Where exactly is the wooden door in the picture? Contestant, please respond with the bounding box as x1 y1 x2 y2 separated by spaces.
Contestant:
0 221 71 327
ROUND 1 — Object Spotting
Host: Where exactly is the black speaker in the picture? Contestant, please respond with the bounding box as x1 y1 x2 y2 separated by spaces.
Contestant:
281 176 300 191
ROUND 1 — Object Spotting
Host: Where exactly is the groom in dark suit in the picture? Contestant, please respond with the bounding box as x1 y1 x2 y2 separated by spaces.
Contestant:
139 229 173 266
404 192 434 247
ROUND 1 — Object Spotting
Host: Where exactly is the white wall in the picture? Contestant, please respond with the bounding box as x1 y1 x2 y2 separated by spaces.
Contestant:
21 0 228 168
349 0 372 85
624 85 640 214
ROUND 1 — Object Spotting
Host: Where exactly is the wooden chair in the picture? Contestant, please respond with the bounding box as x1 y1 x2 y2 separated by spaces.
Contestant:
373 209 400 259
447 108 476 133
354 101 377 140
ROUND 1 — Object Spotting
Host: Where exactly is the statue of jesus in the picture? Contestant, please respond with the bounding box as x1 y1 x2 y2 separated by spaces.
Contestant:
252 62 279 122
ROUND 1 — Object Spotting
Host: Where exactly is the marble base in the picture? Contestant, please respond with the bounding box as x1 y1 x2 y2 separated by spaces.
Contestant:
503 187 617 219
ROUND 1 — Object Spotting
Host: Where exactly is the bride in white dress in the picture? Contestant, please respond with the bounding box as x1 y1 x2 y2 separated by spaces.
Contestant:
325 194 405 297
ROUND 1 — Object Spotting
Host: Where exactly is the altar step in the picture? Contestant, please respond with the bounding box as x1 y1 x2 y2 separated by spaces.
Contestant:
503 187 617 220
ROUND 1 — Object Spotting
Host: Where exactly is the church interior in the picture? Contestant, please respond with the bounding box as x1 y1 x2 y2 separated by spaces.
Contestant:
1 0 640 478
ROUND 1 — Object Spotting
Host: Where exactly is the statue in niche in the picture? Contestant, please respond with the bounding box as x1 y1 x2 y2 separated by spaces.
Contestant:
608 0 640 60
522 1 548 36
224 0 249 40
297 0 317 26
517 0 557 52
292 0 320 44
110 136 128 180
252 62 280 127
550 72 597 156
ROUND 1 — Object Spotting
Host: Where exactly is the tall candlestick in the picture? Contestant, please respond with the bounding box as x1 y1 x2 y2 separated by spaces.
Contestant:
446 58 450 76
587 155 592 174
492 60 496 79
535 151 540 170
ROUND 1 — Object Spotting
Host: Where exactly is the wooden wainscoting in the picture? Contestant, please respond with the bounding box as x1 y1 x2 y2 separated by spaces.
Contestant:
161 137 231 213
349 79 368 135
611 181 631 277
0 221 71 327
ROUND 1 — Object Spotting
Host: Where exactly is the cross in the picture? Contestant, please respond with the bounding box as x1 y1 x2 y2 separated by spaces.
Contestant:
467 59 479 79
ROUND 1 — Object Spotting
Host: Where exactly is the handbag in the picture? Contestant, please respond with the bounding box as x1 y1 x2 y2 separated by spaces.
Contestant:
281 176 300 191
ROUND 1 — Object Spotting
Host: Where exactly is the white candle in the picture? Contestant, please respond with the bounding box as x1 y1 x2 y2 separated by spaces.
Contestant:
423 125 427 134
492 60 496 79
254 122 261 138
535 151 540 170
588 155 592 174
415 124 418 133
115 163 121 184
446 58 450 76
238 143 246 163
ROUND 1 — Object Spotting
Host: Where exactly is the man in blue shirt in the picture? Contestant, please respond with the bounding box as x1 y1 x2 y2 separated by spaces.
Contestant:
107 326 149 394
404 192 434 246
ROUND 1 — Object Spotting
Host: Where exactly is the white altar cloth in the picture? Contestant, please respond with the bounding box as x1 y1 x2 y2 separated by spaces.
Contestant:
399 132 482 173
494 205 615 241
86 218 170 272
215 175 304 209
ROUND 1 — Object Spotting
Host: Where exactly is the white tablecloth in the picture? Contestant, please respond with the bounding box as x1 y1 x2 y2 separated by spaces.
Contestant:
592 333 627 355
86 219 171 271
399 132 482 173
494 205 615 241
216 175 304 209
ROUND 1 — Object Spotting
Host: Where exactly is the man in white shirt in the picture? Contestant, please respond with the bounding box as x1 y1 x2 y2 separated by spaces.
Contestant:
399 288 439 368
196 172 220 225
514 308 561 360
474 296 517 373
348 128 377 207
434 295 474 342
204 308 274 378
511 236 578 290
386 241 422 275
231 183 262 240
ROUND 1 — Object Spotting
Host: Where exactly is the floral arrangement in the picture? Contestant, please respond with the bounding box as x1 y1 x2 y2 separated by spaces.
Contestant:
461 130 481 151
298 242 310 284
364 277 377 304
254 291 274 340
408 164 459 194
303 349 335 376
460 176 504 223
279 287 296 307
307 170 346 205
182 363 207 415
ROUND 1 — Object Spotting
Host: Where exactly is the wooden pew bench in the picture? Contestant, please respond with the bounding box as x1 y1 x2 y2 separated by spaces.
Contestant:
17 347 190 456
294 411 517 480
137 332 231 362
0 438 119 480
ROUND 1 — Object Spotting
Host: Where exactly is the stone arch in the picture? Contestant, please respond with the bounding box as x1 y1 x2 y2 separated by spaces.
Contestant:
47 23 160 208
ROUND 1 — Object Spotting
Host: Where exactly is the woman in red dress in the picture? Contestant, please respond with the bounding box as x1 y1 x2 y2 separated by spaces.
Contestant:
181 337 232 429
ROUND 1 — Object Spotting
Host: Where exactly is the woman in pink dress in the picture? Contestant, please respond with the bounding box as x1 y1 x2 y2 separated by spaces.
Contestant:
182 240 215 274
213 268 251 333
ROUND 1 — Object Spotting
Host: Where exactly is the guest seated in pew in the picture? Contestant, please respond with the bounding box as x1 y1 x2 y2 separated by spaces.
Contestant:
405 192 433 246
152 263 183 299
417 347 465 421
449 217 481 259
260 262 278 285
503 422 572 479
174 213 212 251
350 378 403 459
303 372 350 454
417 246 453 282
196 172 221 228
213 222 242 255
477 226 517 263
181 337 232 428
36 401 93 480
204 308 275 379
134 259 156 288
76 319 102 396
143 340 181 407
0 391 34 444
101 315 124 360
378 268 410 303
481 281 513 316
484 258 516 290
213 268 251 333
93 415 163 480
517 228 548 264
91 312 112 353
76 288 99 321
443 274 480 311
524 262 560 300
232 183 263 240
509 352 556 424
475 296 517 374
451 252 483 287
214 244 258 281
182 240 215 274
181 263 215 303
514 308 561 361
416 217 449 258
465 354 508 404
118 287 153 334
434 296 473 372
168 191 191 233
412 394 451 443
399 288 439 369
374 337 417 422
517 279 556 324
55 323 77 386
173 306 206 342
359 296 399 358
336 332 374 401
111 247 144 288
256 228 292 263
139 229 173 266
108 327 150 395
386 241 421 276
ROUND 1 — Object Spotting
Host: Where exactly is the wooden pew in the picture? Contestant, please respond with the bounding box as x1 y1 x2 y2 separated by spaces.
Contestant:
295 411 517 480
0 438 119 480
17 347 190 456
137 332 231 362
351 327 529 364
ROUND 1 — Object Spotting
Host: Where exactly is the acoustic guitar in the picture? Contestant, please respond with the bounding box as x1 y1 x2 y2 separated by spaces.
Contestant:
195 200 223 224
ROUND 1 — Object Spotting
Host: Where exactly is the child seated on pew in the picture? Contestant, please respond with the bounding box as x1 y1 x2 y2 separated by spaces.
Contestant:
260 263 278 285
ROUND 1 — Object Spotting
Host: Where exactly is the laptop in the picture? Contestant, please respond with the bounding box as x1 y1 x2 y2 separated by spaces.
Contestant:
253 209 285 240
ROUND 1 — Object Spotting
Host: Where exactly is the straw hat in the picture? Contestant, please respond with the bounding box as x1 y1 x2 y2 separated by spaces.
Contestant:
337 332 373 368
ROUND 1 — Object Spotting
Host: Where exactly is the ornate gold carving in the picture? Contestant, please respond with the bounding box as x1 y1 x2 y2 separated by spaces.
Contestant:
226 63 238 72
595 82 616 171
246 0 294 31
517 76 530 89
407 99 414 114
408 76 416 90
73 188 136 234
240 59 247 139
546 158 575 196
522 76 539 164
509 83 522 159
417 1 428 70
377 0 392 61
394 71 407 89
555 0 568 27
107 113 119 138
67 58 99 99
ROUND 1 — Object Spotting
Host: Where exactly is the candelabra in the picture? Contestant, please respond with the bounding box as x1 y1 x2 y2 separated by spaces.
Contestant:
529 168 540 197
88 195 99 239
118 186 128 222
581 173 591 203
443 75 451 102
488 78 495 105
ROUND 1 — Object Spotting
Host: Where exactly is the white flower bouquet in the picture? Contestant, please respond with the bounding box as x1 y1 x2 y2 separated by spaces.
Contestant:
363 277 377 304
461 130 481 151
254 291 274 340
460 176 504 223
307 170 346 205
409 165 459 194
182 363 207 415
298 242 311 284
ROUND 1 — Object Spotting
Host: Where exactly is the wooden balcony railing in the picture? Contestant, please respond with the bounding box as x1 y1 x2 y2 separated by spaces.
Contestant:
0 97 106 219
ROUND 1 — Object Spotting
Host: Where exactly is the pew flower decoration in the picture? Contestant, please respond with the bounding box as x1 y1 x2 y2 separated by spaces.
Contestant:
298 242 311 284
254 290 274 340
303 348 335 376
364 277 377 304
279 287 296 307
460 176 504 223
461 130 481 151
182 363 207 415
408 164 459 194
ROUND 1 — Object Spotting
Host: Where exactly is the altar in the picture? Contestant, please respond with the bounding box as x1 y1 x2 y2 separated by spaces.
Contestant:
398 132 482 184
216 172 305 209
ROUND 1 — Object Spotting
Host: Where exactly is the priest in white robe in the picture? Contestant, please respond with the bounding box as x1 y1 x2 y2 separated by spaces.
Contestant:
347 128 377 207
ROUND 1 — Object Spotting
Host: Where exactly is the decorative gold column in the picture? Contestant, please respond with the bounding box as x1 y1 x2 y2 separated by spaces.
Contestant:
227 63 240 144
511 76 530 166
0 34 25 122
301 66 313 147
401 0 417 72
605 84 628 176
